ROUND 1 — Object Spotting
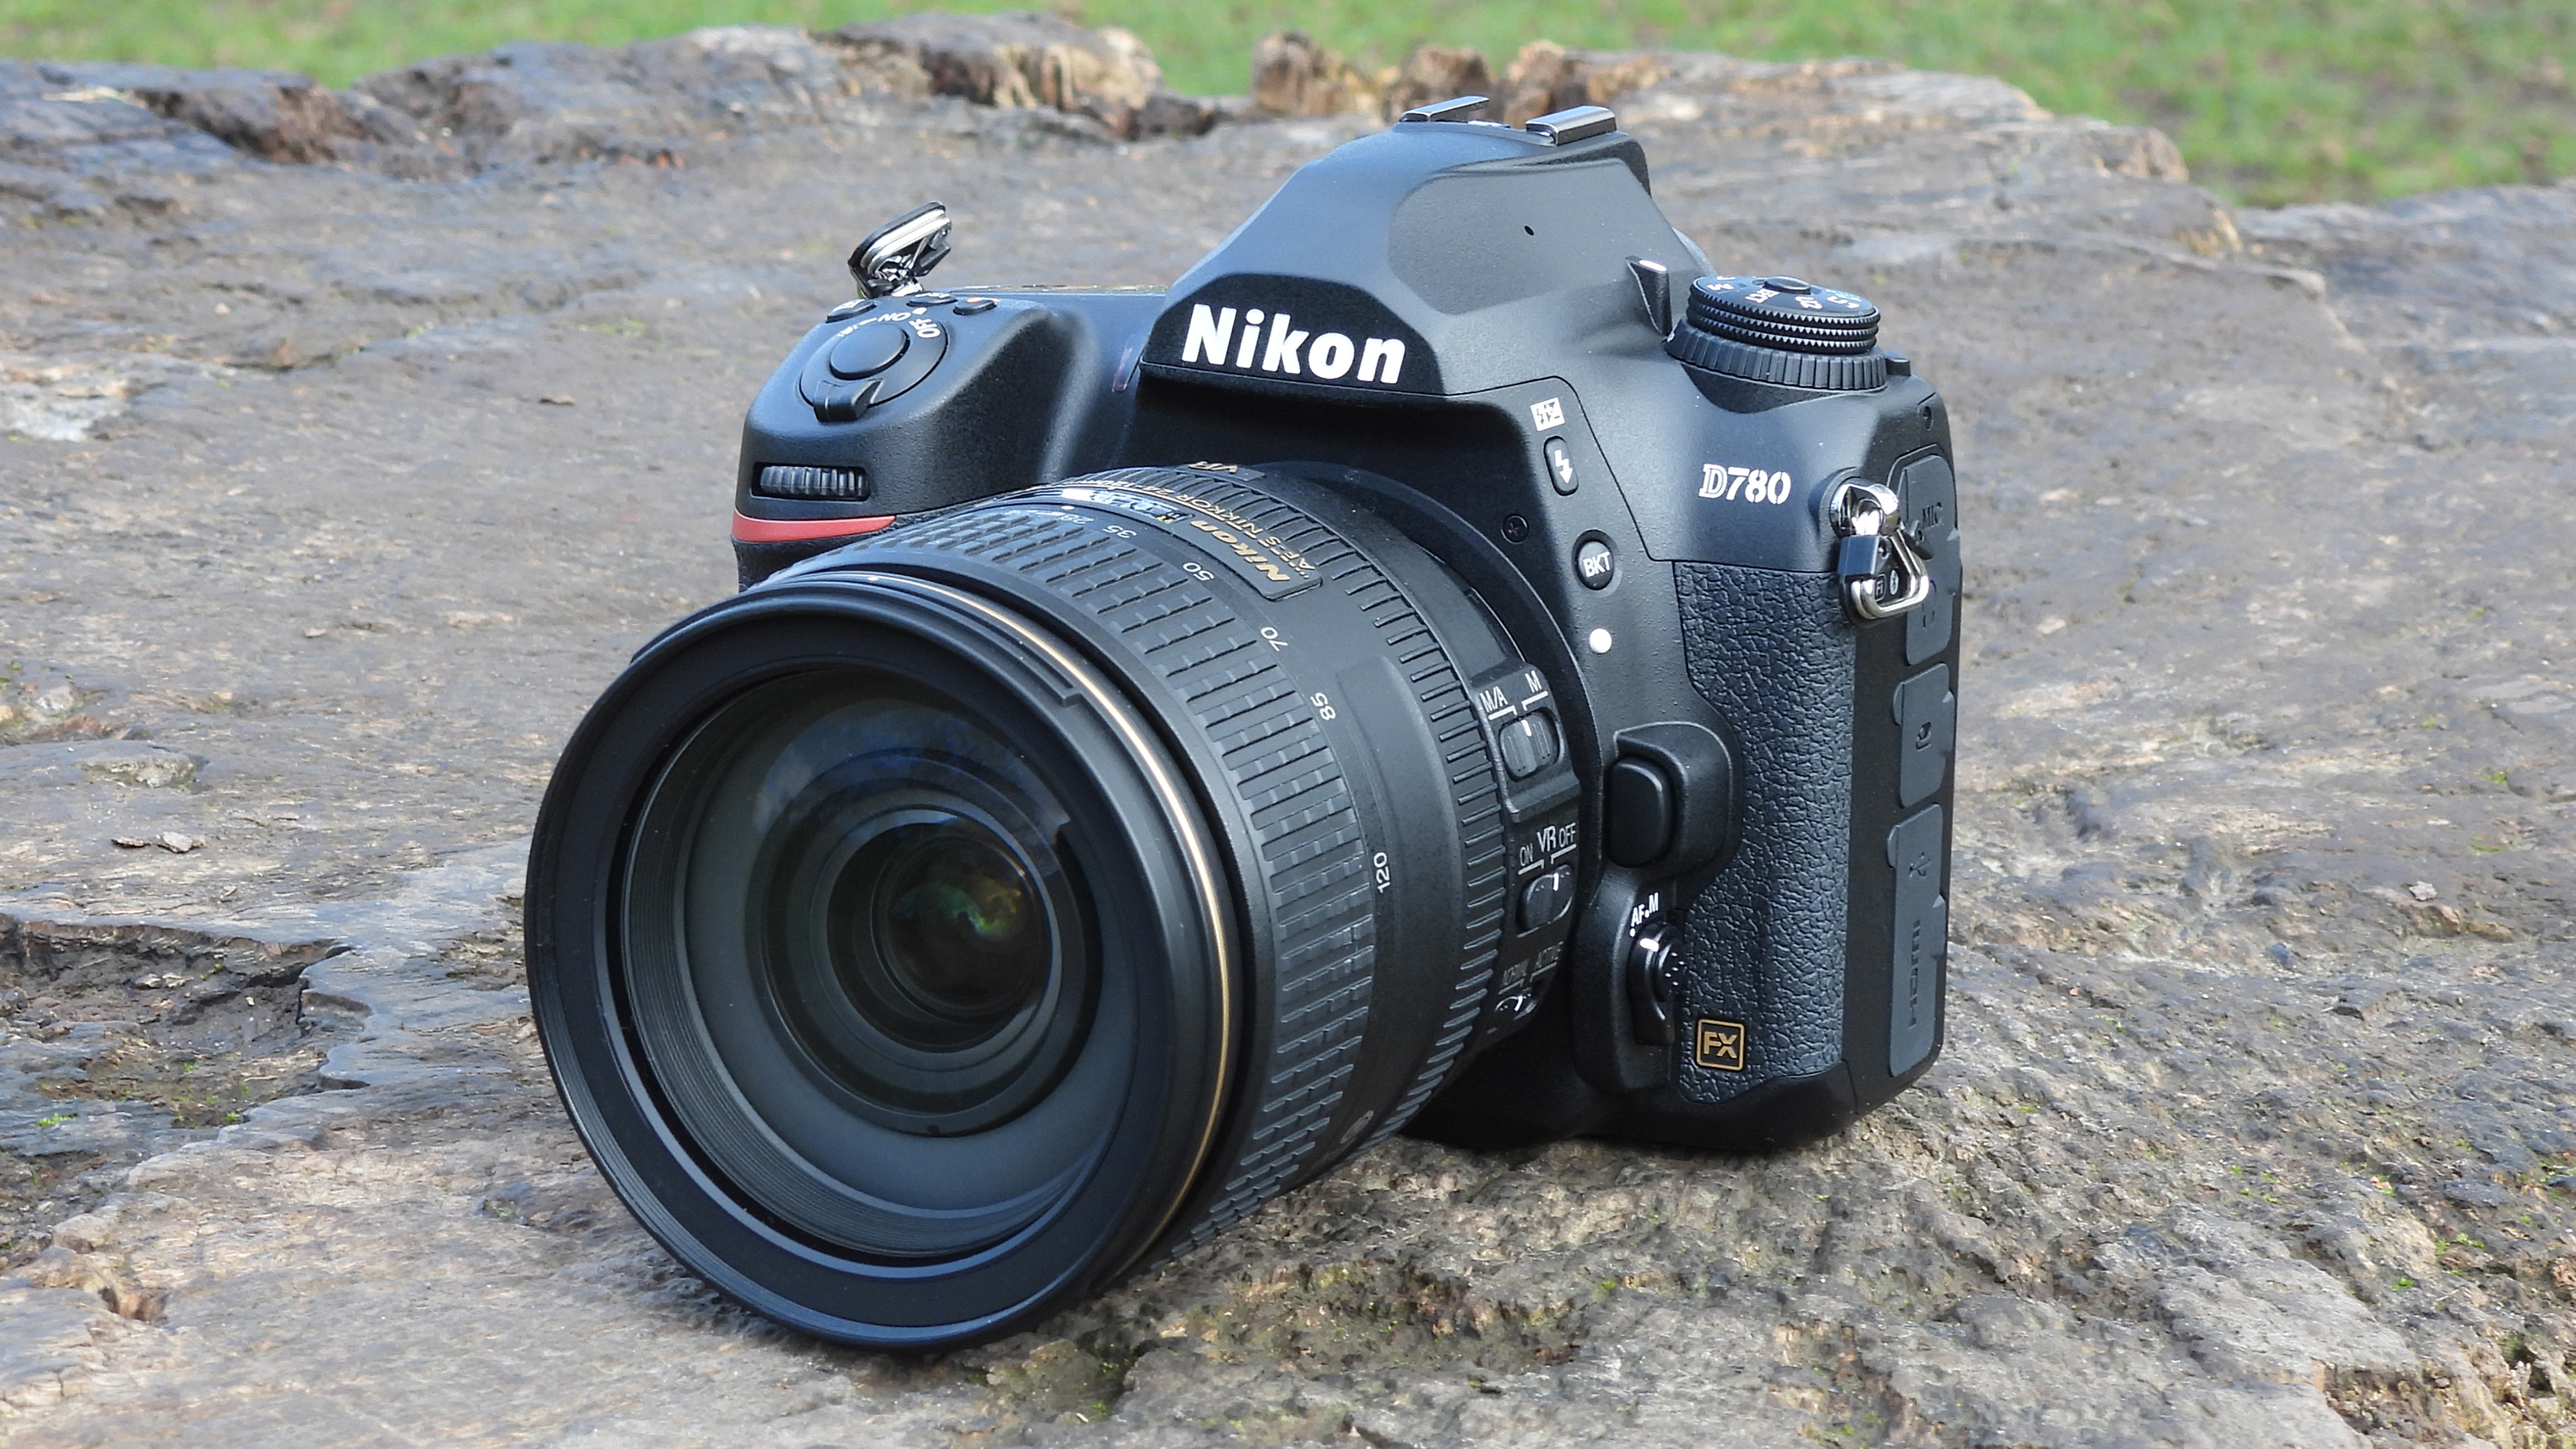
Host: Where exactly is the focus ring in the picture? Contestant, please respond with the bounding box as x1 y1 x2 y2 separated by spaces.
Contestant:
1078 470 1510 1250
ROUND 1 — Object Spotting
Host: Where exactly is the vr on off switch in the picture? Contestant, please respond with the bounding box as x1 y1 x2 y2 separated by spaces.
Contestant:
525 99 1964 1349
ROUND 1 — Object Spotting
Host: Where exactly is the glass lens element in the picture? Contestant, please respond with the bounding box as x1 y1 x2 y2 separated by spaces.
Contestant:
623 669 1123 1258
870 824 1046 1026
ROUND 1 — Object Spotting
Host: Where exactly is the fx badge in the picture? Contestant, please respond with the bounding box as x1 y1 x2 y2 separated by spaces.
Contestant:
1694 1018 1748 1071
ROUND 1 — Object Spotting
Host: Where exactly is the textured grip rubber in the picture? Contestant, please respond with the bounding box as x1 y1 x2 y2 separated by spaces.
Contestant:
1672 562 1856 1099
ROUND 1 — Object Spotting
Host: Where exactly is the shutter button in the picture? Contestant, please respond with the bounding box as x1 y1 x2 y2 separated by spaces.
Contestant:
828 324 910 379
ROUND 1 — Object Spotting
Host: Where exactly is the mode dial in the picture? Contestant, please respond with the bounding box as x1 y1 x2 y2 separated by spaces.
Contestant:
1666 275 1887 391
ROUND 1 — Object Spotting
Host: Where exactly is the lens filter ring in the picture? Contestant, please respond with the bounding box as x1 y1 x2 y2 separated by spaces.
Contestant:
527 574 1236 1343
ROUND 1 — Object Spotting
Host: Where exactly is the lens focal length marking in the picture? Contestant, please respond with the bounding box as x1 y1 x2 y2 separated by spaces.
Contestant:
1044 483 1325 600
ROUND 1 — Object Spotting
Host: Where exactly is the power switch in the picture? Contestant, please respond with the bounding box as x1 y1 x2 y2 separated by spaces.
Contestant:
1604 756 1675 866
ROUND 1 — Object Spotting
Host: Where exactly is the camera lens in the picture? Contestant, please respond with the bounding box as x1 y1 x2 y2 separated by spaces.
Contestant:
528 465 1535 1348
867 822 1042 1028
666 677 1098 1143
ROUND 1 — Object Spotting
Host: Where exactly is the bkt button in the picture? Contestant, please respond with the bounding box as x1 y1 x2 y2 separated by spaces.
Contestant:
1575 537 1615 590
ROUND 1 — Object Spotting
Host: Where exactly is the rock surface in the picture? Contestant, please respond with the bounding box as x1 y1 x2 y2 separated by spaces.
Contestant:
0 22 2572 1448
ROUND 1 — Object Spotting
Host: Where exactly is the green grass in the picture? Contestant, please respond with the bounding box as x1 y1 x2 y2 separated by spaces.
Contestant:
3 0 2571 204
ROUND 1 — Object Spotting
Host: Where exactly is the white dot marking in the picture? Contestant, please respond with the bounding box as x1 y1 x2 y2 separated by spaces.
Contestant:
1587 628 1614 654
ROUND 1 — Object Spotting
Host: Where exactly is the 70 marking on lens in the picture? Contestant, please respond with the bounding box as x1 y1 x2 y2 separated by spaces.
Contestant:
1699 463 1793 504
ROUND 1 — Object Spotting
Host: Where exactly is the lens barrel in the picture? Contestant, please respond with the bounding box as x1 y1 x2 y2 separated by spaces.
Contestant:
527 466 1524 1347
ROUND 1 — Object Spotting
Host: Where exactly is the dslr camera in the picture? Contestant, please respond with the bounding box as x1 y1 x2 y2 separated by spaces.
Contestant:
527 99 1961 1349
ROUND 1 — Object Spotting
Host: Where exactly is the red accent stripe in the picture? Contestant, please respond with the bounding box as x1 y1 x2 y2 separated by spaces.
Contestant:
731 512 897 543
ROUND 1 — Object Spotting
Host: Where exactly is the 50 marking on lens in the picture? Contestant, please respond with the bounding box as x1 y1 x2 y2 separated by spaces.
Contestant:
1699 464 1792 504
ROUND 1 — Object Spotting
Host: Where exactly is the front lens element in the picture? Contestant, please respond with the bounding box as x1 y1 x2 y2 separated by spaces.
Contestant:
688 679 1097 1137
621 670 1127 1261
869 823 1046 1028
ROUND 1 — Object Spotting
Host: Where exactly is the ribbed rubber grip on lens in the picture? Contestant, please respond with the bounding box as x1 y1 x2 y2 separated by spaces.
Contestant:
1071 470 1508 1247
860 503 1380 1243
872 470 1510 1258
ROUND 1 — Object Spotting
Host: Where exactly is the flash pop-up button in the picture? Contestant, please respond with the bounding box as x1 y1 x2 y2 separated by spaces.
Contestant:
1544 437 1578 494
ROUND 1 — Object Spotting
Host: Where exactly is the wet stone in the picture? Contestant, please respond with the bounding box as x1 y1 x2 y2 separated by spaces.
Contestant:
0 19 2573 1449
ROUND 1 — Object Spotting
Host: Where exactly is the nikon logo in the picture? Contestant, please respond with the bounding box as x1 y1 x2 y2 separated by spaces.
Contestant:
1179 304 1407 385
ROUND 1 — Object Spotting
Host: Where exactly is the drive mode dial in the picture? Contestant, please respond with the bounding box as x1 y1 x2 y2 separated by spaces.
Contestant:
1666 275 1887 391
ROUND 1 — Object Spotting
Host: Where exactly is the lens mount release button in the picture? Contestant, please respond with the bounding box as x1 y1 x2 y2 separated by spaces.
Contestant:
1604 756 1676 866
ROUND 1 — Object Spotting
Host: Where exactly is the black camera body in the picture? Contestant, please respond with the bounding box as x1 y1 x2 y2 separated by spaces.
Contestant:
530 102 1959 1348
733 107 1959 1149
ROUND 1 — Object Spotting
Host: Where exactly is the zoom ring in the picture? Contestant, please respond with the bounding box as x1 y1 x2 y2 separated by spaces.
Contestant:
864 506 1375 1212
1082 473 1504 1235
1071 470 1509 1252
855 471 1507 1258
